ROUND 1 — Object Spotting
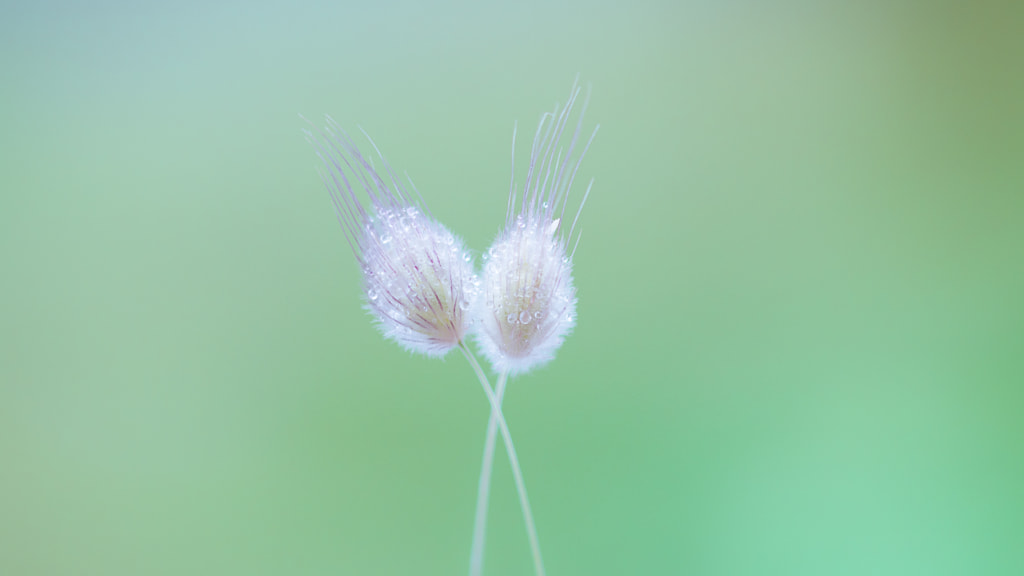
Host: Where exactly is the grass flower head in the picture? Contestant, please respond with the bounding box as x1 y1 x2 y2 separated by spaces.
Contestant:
475 84 599 375
307 118 478 357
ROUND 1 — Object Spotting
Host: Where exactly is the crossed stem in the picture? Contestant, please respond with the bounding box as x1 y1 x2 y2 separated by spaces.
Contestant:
458 342 545 576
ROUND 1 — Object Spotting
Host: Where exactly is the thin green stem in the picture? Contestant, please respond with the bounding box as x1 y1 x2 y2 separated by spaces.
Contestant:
468 370 507 576
459 343 545 576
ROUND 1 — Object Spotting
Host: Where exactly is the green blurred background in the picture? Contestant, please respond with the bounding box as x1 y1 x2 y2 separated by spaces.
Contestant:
2 1 1022 574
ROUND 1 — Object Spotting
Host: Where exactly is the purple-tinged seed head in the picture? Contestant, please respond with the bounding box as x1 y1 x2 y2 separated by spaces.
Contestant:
306 117 478 357
474 82 599 375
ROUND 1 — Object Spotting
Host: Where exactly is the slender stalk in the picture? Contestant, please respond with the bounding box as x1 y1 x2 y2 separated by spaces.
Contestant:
468 370 508 576
459 343 545 576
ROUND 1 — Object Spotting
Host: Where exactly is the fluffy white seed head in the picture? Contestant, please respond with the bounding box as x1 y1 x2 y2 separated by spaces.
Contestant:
476 215 577 375
360 205 479 356
307 118 478 357
474 83 599 375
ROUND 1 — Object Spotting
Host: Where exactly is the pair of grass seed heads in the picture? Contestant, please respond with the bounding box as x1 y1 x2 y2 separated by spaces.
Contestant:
307 84 597 576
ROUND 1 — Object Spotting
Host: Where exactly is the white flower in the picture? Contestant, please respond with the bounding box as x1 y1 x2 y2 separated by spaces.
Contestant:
474 84 599 375
307 118 478 357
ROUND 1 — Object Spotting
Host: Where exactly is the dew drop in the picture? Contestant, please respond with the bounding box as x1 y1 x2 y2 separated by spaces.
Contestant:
381 233 392 244
519 311 532 324
462 252 472 263
534 311 543 319
506 312 517 323
367 288 378 301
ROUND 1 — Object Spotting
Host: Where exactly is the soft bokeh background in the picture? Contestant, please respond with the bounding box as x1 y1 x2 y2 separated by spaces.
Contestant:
2 1 1022 574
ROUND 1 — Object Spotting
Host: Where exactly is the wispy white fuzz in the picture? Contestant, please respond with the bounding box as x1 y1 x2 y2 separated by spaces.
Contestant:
306 117 479 356
474 83 599 375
